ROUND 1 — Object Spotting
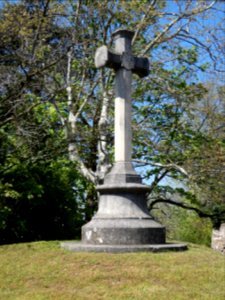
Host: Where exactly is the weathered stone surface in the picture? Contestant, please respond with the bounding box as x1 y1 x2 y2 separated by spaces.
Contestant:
96 185 150 219
81 167 166 246
211 223 225 254
61 242 187 253
82 218 165 245
103 162 142 184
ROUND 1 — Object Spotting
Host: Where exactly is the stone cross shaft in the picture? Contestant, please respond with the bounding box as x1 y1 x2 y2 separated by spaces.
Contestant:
95 29 149 162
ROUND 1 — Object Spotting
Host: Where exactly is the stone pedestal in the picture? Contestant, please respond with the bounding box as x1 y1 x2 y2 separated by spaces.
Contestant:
82 162 165 245
61 162 187 253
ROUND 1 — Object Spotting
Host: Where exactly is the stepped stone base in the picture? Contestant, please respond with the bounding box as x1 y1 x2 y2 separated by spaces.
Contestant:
82 218 165 245
61 242 187 253
61 162 187 253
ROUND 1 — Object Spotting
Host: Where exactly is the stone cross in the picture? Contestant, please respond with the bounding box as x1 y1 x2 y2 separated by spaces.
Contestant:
95 29 149 163
61 29 187 252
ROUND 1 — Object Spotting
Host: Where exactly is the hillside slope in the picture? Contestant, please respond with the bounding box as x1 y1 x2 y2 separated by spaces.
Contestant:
0 241 224 300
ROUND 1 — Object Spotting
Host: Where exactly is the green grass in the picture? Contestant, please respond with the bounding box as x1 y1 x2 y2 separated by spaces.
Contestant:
0 241 224 300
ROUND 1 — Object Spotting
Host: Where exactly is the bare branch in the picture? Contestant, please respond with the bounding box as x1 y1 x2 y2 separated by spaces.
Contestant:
134 159 189 177
132 0 157 45
149 170 169 193
142 1 216 54
66 47 73 107
96 70 112 180
68 143 96 183
142 15 183 55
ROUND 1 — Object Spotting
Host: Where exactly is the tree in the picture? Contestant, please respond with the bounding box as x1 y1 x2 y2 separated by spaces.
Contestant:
183 82 225 227
0 0 90 243
0 0 224 243
143 80 225 244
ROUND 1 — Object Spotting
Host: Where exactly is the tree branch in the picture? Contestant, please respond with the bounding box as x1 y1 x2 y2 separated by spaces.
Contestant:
96 70 112 181
68 143 96 183
149 197 225 222
141 1 216 54
134 159 189 177
149 169 169 193
132 0 157 46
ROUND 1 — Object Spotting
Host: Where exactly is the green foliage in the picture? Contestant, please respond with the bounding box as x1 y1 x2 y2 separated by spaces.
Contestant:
134 76 225 228
152 205 212 246
0 159 88 244
171 212 212 246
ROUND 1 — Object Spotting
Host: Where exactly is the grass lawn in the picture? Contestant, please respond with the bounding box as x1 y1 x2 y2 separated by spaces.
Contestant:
0 241 224 300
